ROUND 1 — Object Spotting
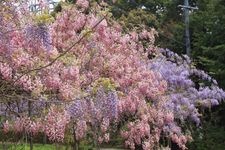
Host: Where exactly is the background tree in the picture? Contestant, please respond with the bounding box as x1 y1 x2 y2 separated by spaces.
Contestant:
189 1 225 149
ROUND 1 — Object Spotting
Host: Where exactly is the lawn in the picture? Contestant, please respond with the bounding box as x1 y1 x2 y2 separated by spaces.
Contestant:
0 143 93 150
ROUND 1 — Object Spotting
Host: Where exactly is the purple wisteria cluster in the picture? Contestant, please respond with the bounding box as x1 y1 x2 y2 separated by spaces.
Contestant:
149 48 225 125
0 99 46 119
67 87 119 140
68 87 119 120
24 24 52 51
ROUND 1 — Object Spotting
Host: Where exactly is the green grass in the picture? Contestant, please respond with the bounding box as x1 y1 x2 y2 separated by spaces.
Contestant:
1 144 60 150
0 143 93 150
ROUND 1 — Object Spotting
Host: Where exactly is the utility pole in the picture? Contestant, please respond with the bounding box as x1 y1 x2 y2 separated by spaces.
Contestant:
178 0 198 57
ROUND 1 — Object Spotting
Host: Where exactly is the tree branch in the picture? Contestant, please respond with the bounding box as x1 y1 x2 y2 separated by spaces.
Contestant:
13 15 106 85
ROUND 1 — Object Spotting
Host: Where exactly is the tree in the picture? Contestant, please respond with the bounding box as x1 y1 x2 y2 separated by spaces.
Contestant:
106 0 225 149
0 1 225 150
191 0 225 87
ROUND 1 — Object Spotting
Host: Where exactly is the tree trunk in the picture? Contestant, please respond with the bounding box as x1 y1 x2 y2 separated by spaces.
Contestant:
29 135 33 150
2 142 7 150
43 102 48 145
72 125 79 150
28 101 33 150
43 134 47 145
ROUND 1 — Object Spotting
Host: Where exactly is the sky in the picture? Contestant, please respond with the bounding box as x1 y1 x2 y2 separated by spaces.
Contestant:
29 0 61 12
29 0 61 4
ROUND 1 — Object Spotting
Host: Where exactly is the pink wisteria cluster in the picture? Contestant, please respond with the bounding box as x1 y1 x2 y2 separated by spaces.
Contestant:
0 0 225 150
44 106 70 142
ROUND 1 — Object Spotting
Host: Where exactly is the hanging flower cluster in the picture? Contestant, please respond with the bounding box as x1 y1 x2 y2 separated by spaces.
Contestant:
0 0 224 149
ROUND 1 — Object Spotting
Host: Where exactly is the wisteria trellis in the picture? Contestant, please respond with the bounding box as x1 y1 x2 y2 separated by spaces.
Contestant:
0 0 224 150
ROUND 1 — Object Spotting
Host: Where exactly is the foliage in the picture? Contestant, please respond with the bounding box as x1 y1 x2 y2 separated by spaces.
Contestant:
106 0 225 149
189 1 225 147
0 0 225 150
191 0 225 87
187 123 225 150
